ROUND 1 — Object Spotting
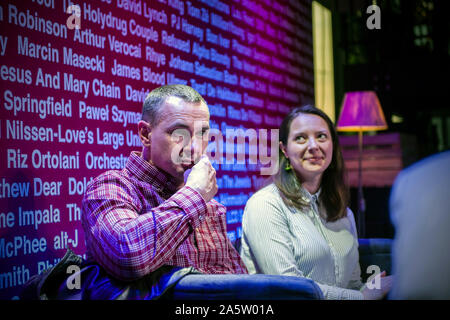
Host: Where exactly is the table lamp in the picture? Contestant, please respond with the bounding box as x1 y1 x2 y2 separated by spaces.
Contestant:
336 91 388 238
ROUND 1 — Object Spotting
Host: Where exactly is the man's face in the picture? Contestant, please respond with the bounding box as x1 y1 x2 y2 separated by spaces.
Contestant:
145 97 210 183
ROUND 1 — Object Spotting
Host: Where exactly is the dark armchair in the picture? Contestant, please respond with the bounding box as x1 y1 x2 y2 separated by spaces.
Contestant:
358 238 392 282
171 238 392 300
21 238 392 300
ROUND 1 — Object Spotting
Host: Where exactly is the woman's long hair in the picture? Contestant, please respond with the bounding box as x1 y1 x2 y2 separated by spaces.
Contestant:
274 105 349 222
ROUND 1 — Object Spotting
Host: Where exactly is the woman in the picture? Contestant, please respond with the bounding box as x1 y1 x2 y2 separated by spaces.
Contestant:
240 105 392 299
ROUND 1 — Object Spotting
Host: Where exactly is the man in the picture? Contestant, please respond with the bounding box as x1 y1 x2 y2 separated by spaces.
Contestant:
19 86 326 300
81 85 247 297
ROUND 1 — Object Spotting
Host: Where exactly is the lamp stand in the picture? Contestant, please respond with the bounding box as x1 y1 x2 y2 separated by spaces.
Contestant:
357 130 366 238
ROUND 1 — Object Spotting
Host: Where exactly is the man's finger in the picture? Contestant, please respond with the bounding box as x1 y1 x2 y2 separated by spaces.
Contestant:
183 168 192 183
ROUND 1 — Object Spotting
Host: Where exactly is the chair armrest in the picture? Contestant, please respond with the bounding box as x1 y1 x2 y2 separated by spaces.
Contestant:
358 238 393 282
171 274 324 300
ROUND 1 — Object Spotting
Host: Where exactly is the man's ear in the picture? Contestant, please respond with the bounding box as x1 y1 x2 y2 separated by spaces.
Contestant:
138 120 152 147
279 141 288 159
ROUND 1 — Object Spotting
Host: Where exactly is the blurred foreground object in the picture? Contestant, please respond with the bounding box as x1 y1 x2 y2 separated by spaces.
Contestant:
389 151 450 299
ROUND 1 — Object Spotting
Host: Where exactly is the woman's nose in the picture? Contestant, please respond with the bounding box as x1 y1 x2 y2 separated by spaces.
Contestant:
307 138 319 150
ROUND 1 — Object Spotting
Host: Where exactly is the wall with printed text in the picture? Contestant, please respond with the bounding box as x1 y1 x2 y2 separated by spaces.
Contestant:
0 0 314 299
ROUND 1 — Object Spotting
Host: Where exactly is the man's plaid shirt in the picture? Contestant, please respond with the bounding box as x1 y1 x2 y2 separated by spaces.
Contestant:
82 151 247 281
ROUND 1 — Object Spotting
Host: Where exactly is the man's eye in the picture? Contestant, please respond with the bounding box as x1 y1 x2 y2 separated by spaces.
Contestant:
196 130 209 138
171 134 185 143
171 129 190 142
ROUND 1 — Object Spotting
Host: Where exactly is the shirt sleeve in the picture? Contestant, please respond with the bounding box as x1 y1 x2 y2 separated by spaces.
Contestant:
81 173 207 281
242 194 364 300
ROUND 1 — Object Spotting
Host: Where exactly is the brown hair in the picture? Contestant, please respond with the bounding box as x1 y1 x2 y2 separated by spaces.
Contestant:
274 105 349 222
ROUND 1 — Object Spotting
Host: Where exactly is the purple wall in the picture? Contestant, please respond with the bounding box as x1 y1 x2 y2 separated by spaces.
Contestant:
0 0 314 299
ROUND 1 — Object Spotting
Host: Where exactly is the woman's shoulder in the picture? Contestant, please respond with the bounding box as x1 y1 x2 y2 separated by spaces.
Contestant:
344 207 358 236
245 183 286 209
248 183 281 201
244 183 290 221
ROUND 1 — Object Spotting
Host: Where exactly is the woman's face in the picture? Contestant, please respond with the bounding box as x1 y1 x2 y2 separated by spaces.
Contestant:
280 113 333 183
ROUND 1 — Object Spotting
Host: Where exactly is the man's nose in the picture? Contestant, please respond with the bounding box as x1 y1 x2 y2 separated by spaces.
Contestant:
185 136 204 163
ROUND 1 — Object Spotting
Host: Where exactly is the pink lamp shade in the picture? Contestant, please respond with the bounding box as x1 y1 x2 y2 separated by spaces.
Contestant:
337 91 388 132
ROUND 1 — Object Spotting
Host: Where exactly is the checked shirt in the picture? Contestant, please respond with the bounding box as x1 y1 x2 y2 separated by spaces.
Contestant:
81 151 247 281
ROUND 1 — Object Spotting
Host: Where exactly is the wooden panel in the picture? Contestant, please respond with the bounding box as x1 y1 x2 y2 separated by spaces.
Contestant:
339 133 402 146
342 148 402 160
339 133 403 187
344 158 403 170
346 170 400 187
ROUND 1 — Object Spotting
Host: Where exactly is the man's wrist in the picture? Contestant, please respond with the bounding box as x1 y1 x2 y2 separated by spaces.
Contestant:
173 186 208 228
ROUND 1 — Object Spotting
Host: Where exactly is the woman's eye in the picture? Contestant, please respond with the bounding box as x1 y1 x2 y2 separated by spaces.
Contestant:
318 133 327 140
296 136 306 143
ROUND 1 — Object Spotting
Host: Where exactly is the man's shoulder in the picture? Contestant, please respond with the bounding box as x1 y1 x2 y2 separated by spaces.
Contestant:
85 168 134 195
90 168 128 184
395 151 450 190
405 151 449 177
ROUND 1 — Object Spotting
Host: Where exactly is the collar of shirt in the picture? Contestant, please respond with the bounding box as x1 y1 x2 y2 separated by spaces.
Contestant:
300 187 322 219
125 151 181 196
300 187 322 204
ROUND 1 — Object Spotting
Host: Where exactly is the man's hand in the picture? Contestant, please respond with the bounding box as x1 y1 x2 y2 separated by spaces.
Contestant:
185 156 218 203
362 271 394 300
